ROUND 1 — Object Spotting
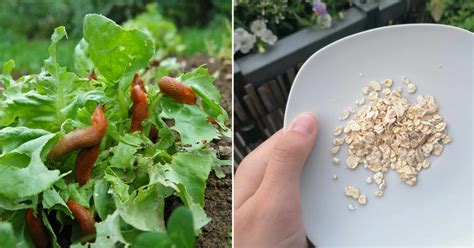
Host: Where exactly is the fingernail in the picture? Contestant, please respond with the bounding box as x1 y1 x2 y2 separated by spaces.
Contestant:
289 112 317 135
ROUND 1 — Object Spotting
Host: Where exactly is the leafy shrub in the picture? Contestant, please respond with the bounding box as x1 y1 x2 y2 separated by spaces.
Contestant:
0 0 151 38
428 0 474 31
158 0 231 27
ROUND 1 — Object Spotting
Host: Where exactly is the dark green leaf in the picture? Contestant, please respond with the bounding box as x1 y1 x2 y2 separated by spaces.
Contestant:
41 209 61 248
0 222 16 248
167 206 195 248
93 180 116 220
42 188 72 216
133 231 172 248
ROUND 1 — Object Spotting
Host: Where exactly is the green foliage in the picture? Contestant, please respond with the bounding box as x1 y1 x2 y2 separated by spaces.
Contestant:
0 128 60 199
0 0 151 39
123 3 231 60
179 15 232 59
158 0 231 27
0 27 101 131
133 207 195 248
83 14 155 82
0 222 16 248
0 33 78 76
0 0 151 75
204 17 233 62
428 0 474 31
124 3 185 58
0 14 229 247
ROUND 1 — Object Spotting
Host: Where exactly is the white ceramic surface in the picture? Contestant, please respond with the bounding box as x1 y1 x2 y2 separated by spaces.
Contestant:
284 25 473 247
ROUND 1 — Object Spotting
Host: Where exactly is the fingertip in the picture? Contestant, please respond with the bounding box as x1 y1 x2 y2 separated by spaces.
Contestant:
288 112 318 135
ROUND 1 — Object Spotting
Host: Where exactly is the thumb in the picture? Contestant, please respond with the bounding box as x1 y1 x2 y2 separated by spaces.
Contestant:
260 113 319 191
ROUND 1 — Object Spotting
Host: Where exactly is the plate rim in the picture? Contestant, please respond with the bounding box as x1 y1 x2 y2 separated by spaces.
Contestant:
284 23 472 128
282 23 473 246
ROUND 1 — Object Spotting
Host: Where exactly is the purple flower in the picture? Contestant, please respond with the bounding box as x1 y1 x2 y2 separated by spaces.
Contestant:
312 1 328 16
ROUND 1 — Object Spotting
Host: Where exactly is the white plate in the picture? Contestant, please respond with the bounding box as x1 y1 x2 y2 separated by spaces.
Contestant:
284 24 473 247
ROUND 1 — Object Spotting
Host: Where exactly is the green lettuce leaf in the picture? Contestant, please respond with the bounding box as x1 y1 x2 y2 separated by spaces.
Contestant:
74 38 94 77
109 142 139 170
42 188 72 216
41 210 61 248
167 151 213 206
133 206 194 248
114 185 166 232
0 222 16 248
167 206 195 248
0 60 15 89
91 211 128 247
83 14 155 82
148 151 214 230
134 232 172 248
0 127 61 199
103 168 130 203
0 210 34 247
0 27 105 131
0 194 37 211
179 66 229 130
212 152 231 179
93 180 116 220
67 183 94 209
160 98 218 148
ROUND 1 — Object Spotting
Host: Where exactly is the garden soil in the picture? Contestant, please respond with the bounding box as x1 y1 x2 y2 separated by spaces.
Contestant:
182 54 232 247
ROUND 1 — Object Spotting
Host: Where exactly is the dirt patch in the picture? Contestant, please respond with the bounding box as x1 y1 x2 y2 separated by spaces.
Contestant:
180 54 232 247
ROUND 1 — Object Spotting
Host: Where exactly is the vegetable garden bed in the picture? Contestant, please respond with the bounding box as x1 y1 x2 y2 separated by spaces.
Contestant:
0 14 231 247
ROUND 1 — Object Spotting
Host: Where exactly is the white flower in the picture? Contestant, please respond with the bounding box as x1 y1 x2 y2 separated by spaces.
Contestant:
261 29 278 45
234 40 241 54
234 28 256 54
239 34 256 54
317 13 332 28
234 28 248 41
250 19 267 37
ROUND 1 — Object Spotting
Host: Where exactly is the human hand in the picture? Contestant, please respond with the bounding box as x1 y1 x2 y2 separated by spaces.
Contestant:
235 113 319 248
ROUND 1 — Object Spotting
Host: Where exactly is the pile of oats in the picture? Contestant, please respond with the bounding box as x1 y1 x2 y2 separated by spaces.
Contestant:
331 77 450 210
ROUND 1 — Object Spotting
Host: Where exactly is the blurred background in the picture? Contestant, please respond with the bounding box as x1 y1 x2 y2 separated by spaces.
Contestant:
0 0 232 76
0 1 232 247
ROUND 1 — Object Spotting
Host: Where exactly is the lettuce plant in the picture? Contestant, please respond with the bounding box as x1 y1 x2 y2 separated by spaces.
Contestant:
0 14 230 247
